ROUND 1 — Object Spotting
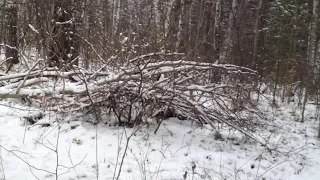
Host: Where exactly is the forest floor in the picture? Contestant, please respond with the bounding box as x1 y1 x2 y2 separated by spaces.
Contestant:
0 95 320 180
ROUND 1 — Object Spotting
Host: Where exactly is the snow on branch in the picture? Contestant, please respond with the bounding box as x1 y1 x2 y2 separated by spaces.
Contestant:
0 54 264 140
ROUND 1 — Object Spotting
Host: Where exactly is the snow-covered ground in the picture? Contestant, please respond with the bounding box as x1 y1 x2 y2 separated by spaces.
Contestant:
0 98 320 180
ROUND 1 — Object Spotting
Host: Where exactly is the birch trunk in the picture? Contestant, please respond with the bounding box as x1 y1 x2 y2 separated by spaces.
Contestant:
309 0 319 76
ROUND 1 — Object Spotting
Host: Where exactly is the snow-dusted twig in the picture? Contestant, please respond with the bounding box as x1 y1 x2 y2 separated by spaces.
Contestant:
0 44 30 70
0 138 6 180
0 144 55 175
115 126 142 180
15 59 41 94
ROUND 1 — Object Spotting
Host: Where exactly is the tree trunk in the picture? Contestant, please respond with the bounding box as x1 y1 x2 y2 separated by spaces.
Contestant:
48 0 79 70
214 0 221 61
202 0 216 62
0 0 6 55
117 0 129 35
219 0 237 63
309 0 319 84
253 0 265 71
176 0 185 53
5 3 19 72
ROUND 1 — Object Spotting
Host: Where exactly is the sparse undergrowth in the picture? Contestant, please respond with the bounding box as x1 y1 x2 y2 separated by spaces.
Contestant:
0 96 320 180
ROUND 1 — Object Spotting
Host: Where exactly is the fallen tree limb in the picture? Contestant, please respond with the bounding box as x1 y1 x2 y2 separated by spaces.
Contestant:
16 59 41 94
0 57 266 141
0 70 110 82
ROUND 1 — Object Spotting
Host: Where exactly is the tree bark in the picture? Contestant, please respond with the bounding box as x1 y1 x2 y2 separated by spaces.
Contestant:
309 0 319 80
253 0 266 74
48 0 79 69
5 3 19 72
219 0 237 63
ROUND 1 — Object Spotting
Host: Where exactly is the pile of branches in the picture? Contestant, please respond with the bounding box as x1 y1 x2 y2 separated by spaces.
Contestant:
0 53 265 137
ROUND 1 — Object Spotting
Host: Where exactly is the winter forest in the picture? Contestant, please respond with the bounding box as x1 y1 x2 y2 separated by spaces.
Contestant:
0 0 320 179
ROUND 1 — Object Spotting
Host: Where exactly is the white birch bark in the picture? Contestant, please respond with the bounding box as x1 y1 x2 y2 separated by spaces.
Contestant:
309 0 319 74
